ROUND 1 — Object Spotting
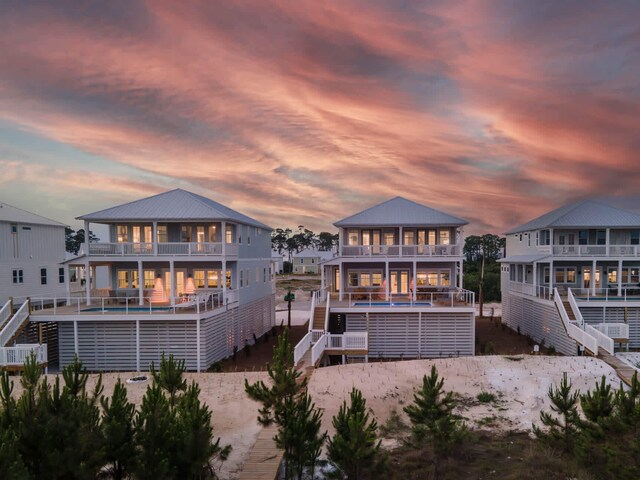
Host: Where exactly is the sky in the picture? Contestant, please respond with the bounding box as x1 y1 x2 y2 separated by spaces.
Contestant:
0 0 639 234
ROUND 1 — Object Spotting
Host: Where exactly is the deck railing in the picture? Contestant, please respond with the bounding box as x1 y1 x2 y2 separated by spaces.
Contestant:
24 291 229 316
508 281 553 300
294 332 312 365
592 323 629 340
88 241 238 257
0 300 30 347
341 289 474 308
0 344 47 367
327 332 368 350
571 287 640 302
340 244 460 257
554 288 598 354
0 299 12 331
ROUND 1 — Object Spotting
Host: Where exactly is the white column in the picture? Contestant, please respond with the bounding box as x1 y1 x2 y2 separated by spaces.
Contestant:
549 260 554 293
321 265 325 301
135 320 140 371
413 260 417 301
533 263 538 288
606 228 610 256
339 263 343 301
385 261 390 301
170 260 175 306
222 259 227 303
221 221 226 256
84 260 91 306
399 226 403 257
138 260 144 305
591 259 597 296
196 317 201 372
73 320 79 356
64 264 71 304
458 260 463 289
618 259 623 297
152 221 158 256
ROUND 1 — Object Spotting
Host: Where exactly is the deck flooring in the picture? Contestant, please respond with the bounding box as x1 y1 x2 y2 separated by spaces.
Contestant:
598 349 637 386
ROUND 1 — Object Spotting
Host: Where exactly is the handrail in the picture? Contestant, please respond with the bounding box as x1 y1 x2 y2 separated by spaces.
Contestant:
294 332 312 365
344 289 475 308
88 241 237 257
340 244 461 257
0 299 12 331
0 299 30 347
585 324 614 355
0 344 47 366
311 334 327 366
308 290 317 333
324 294 331 332
554 289 598 354
567 288 585 325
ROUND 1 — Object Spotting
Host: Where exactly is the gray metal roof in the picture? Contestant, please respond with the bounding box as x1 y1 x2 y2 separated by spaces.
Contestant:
506 200 640 234
0 201 66 227
78 189 271 229
334 196 468 228
498 254 550 263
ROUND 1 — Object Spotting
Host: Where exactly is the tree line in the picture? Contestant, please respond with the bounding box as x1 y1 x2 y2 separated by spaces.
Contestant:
0 354 229 480
463 234 506 305
271 227 339 260
65 227 100 255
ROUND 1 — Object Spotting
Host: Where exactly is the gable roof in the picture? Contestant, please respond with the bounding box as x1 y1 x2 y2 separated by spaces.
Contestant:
78 189 271 229
334 196 467 228
506 200 640 234
0 201 66 227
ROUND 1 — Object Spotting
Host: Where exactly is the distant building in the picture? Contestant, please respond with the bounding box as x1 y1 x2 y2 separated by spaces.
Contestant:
292 248 335 274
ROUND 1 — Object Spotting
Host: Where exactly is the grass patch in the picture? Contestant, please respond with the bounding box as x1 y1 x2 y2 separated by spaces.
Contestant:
476 391 497 404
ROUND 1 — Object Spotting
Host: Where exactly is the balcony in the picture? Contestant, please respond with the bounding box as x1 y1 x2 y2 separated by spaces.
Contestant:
550 244 640 257
87 242 239 257
340 244 460 257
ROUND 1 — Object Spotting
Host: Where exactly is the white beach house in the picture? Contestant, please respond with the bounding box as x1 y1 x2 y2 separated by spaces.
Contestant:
500 200 640 355
294 197 475 366
26 189 276 371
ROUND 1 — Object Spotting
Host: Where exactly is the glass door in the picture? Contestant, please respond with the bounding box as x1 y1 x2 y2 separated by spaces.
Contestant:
390 270 409 294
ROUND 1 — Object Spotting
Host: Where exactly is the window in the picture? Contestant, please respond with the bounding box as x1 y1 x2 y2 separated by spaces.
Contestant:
439 271 450 287
181 225 191 243
11 224 17 234
348 272 359 287
417 230 426 245
632 230 640 245
40 268 47 285
596 230 606 245
132 226 141 243
311 259 314 264
558 235 565 246
439 230 450 245
427 272 438 286
240 270 244 288
403 230 415 245
554 267 576 284
144 270 155 288
509 265 516 281
427 230 436 245
117 225 129 243
263 268 267 283
246 269 250 286
248 232 251 245
207 270 219 288
555 269 564 284
372 273 382 287
566 268 576 283
226 270 232 288
608 269 617 284
579 230 588 245
144 226 152 243
12 269 24 284
117 271 129 289
300 258 304 264
157 225 168 243
59 267 65 283
631 268 640 284
226 225 233 243
348 229 359 246
360 273 371 287
362 230 371 245
131 270 139 289
208 225 218 243
194 270 206 288
417 272 427 286
384 231 395 245
543 267 550 284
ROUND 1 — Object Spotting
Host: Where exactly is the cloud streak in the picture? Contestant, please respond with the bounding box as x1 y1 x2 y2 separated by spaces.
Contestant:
0 0 638 232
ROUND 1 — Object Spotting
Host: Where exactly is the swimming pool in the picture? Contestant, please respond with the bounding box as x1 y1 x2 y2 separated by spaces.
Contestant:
83 307 173 312
353 302 432 307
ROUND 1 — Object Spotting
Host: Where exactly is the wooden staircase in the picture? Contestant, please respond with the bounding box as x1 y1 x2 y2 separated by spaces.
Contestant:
562 300 577 321
312 306 325 330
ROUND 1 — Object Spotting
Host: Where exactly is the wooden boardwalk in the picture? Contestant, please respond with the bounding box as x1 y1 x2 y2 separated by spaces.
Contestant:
598 349 637 387
239 347 316 480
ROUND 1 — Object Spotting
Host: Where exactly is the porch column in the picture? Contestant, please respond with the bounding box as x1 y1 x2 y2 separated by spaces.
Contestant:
222 259 227 304
64 263 71 304
399 226 403 257
385 261 390 301
458 260 463 289
138 260 144 305
413 260 417 301
152 221 158 256
591 259 597 296
606 228 610 256
320 264 325 301
84 260 91 306
339 263 343 301
533 262 538 289
618 259 623 297
221 221 226 256
169 260 175 306
549 260 554 293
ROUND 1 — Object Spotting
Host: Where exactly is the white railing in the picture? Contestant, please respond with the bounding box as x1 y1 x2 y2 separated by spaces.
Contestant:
609 245 640 257
508 281 553 300
554 289 598 354
311 334 328 366
552 245 607 256
340 244 460 257
308 290 317 333
585 324 614 355
89 242 237 257
571 287 640 302
343 289 474 308
328 332 368 350
24 291 227 316
592 323 629 340
0 344 47 367
311 330 324 343
324 294 331 331
567 288 584 324
0 300 30 347
0 300 12 331
294 332 312 365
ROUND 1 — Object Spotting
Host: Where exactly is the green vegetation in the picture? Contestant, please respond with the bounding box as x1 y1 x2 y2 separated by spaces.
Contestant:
476 391 497 404
463 233 505 304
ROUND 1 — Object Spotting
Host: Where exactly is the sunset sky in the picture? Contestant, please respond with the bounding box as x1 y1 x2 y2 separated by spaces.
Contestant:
1 0 639 234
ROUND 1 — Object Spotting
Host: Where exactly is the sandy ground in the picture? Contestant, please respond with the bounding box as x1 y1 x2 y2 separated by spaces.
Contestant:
276 299 312 326
307 356 620 438
617 352 640 372
10 371 268 480
476 301 502 317
8 356 623 478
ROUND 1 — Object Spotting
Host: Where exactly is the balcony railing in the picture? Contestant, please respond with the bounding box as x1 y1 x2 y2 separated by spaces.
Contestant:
340 244 460 257
508 281 553 300
335 289 474 308
550 244 640 257
87 242 238 257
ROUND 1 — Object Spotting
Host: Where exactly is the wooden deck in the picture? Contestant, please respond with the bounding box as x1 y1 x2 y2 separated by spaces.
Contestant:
238 424 281 480
598 349 637 386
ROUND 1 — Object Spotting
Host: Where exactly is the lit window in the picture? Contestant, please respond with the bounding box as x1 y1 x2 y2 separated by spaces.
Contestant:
428 230 436 245
144 270 155 288
208 225 218 242
156 225 168 243
348 229 359 246
117 225 129 243
131 270 139 289
226 270 232 288
403 230 415 245
440 271 450 286
384 231 395 245
372 273 382 286
427 272 438 286
194 270 206 288
208 270 219 288
608 269 617 284
416 272 427 286
360 273 371 287
348 272 359 287
226 225 233 243
439 230 450 245
566 268 576 283
117 271 129 289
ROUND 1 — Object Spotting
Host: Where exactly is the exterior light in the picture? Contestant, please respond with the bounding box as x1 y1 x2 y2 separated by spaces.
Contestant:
150 276 166 303
185 274 196 295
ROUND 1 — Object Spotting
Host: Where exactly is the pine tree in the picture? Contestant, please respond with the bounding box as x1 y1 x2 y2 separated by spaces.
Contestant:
403 365 466 480
0 372 28 479
580 375 614 423
533 372 580 453
100 379 137 480
327 388 386 479
151 353 187 406
275 391 326 480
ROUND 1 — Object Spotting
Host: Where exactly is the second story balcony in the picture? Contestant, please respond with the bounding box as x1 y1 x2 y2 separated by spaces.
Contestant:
548 244 640 257
87 241 239 257
340 243 461 257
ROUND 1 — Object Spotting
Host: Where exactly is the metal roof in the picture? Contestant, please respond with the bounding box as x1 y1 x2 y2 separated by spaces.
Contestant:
77 189 271 229
506 200 640 234
498 254 550 263
0 201 66 227
334 196 468 228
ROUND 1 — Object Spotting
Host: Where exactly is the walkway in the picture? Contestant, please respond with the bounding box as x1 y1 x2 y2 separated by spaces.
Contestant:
598 349 637 387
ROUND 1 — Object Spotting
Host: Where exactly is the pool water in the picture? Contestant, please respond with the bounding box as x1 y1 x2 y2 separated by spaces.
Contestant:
83 307 172 312
353 302 432 306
